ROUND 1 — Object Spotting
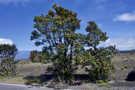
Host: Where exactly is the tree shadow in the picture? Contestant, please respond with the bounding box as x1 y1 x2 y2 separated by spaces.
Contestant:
23 66 91 88
23 74 54 86
23 73 90 87
126 70 135 81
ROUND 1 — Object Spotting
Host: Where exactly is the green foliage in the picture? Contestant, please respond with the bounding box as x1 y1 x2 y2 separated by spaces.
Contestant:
75 51 95 65
0 44 17 60
25 78 42 85
0 44 17 76
0 75 7 80
24 77 44 85
53 54 74 83
81 22 117 81
85 21 108 48
0 59 16 76
97 80 111 88
85 46 116 81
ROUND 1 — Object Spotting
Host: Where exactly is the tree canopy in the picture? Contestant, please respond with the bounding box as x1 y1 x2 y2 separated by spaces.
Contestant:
0 44 17 60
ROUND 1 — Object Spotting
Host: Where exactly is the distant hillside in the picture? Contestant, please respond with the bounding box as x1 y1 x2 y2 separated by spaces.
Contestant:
119 50 135 53
15 51 30 60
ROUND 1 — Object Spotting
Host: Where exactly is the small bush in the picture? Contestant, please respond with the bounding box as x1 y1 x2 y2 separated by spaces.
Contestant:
0 44 17 77
25 78 43 85
0 59 16 76
29 50 49 64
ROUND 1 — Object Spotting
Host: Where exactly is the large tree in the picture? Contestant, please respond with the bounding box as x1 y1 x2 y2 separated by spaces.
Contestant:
31 4 116 83
31 4 81 83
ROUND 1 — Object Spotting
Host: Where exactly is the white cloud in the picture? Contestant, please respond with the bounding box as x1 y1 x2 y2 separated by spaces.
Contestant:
114 13 135 22
0 38 13 45
0 0 30 4
102 38 135 50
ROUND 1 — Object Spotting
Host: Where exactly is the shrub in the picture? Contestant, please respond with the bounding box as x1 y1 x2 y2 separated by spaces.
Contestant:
85 46 116 81
0 44 17 76
29 50 40 62
29 50 49 63
0 59 16 76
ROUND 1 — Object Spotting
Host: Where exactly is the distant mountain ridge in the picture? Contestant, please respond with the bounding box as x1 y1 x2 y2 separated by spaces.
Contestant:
15 51 30 60
119 50 135 53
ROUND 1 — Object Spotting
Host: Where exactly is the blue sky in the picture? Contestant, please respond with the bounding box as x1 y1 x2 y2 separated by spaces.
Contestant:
0 0 135 51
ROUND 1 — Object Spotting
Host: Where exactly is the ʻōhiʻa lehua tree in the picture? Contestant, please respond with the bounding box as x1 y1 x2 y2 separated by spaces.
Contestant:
31 4 116 84
31 4 81 84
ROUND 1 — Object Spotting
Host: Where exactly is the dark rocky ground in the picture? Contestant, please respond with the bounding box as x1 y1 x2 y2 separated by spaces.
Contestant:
110 53 135 87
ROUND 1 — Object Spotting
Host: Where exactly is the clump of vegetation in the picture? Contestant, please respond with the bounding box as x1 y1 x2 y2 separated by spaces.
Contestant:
97 80 111 88
29 50 49 64
80 21 116 82
30 4 116 84
25 78 42 85
0 44 17 77
120 64 128 70
86 46 116 81
17 61 31 66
